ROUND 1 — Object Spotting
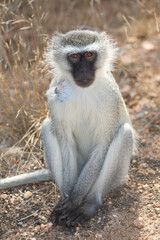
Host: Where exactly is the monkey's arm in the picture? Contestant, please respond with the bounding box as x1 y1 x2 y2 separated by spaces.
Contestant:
70 146 106 204
0 169 51 190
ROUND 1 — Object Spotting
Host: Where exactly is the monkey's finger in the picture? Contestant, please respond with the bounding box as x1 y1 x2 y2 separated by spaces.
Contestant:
66 211 81 224
56 200 72 212
58 212 70 225
54 203 66 212
72 213 89 226
51 210 60 226
67 214 84 227
54 198 70 211
61 208 72 216
64 207 80 219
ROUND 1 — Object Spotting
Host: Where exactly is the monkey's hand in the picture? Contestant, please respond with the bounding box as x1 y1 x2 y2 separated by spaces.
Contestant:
51 197 87 227
51 196 77 226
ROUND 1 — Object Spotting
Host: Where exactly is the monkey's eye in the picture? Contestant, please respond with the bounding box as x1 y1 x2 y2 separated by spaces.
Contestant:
72 54 79 59
85 52 93 57
68 53 81 63
84 51 96 61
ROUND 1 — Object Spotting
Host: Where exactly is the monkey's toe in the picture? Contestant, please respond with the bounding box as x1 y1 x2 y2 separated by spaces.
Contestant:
57 206 79 226
66 212 86 227
51 199 68 226
55 196 74 212
51 208 60 226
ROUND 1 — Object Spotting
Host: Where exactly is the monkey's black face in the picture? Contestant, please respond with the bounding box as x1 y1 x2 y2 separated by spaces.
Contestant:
68 51 97 87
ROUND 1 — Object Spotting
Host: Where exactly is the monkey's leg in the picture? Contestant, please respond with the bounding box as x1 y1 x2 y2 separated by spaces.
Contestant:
90 123 135 203
59 123 135 226
42 119 78 225
42 118 78 195
42 118 63 191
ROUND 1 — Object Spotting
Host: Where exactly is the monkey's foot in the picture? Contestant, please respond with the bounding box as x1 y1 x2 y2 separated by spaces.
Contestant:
51 206 88 227
64 200 101 227
51 197 100 227
63 207 89 227
51 197 78 226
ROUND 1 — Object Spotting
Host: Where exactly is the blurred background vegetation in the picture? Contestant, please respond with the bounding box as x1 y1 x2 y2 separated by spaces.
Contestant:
0 0 159 146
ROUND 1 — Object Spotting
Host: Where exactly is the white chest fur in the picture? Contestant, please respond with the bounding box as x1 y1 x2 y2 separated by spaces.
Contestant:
47 78 120 158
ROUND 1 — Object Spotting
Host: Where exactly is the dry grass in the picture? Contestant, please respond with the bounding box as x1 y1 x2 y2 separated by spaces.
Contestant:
0 0 50 143
0 0 159 147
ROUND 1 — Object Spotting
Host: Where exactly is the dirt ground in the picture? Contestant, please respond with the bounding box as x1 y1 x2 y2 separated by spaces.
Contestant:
0 1 160 240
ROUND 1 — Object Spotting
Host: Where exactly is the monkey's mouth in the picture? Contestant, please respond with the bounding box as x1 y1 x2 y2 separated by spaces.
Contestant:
75 78 94 87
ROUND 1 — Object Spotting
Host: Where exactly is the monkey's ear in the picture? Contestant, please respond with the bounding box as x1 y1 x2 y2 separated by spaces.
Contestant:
105 35 119 72
44 33 61 71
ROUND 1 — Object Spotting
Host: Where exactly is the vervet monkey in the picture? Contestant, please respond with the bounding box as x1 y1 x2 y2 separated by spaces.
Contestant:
42 30 137 226
0 30 137 227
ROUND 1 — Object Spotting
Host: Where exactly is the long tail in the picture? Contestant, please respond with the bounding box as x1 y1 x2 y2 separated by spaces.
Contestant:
0 169 52 190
